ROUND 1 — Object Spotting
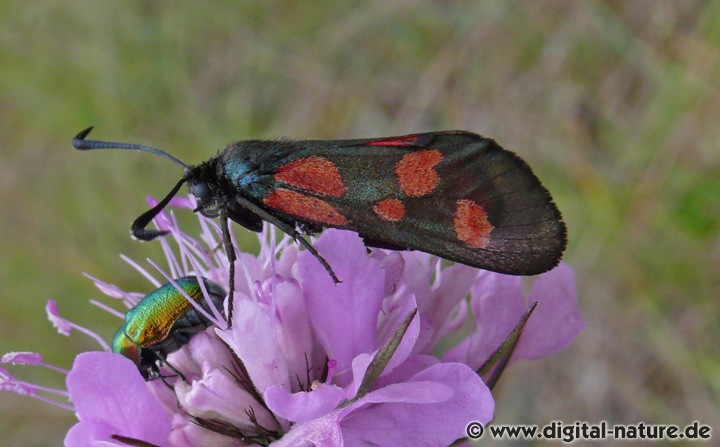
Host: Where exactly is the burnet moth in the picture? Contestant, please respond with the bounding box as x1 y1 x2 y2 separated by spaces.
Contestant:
72 128 566 326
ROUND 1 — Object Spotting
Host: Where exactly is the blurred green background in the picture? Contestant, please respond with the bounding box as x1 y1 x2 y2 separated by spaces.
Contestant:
1 1 718 445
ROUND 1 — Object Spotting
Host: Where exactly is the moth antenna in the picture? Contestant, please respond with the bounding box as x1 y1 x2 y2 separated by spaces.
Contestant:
72 126 189 170
131 177 188 241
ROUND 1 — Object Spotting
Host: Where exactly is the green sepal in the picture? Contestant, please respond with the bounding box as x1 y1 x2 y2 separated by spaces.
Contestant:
111 434 162 447
477 301 538 389
346 308 418 405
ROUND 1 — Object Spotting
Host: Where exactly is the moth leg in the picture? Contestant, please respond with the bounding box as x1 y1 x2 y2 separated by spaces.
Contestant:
220 207 237 329
223 204 262 328
235 196 341 284
292 232 341 284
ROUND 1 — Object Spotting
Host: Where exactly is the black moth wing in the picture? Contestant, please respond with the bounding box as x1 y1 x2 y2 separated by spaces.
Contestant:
233 131 566 276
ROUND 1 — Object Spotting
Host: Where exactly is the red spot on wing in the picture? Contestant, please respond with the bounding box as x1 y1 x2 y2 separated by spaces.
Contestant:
264 189 348 226
373 199 406 222
366 135 420 146
275 156 347 197
454 200 494 249
395 150 443 197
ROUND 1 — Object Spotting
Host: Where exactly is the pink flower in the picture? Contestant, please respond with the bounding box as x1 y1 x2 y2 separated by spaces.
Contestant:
443 263 583 369
1 197 582 447
64 352 172 447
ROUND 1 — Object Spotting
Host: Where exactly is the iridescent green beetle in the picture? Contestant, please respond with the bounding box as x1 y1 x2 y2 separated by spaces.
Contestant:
112 276 226 379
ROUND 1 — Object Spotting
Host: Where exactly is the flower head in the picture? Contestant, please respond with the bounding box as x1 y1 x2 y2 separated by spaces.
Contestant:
1 196 582 447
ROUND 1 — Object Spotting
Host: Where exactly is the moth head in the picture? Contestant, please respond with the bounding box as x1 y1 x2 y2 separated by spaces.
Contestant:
188 176 222 218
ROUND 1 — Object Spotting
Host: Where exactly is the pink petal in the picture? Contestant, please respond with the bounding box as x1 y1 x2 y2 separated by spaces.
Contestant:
370 250 406 295
273 280 318 387
340 362 493 446
514 262 583 359
299 230 386 386
169 413 243 447
270 414 343 447
46 300 73 336
66 352 171 446
380 295 421 377
176 366 278 431
373 354 440 389
340 363 495 446
423 263 478 347
1 352 43 365
168 196 195 209
216 299 290 393
342 380 453 411
348 353 373 398
442 272 525 369
85 274 138 301
64 420 115 447
265 383 345 423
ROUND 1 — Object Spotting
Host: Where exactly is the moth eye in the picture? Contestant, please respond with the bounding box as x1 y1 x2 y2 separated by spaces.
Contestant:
190 182 213 203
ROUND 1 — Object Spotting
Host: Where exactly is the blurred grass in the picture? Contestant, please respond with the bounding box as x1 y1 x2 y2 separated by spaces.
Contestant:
1 1 718 445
